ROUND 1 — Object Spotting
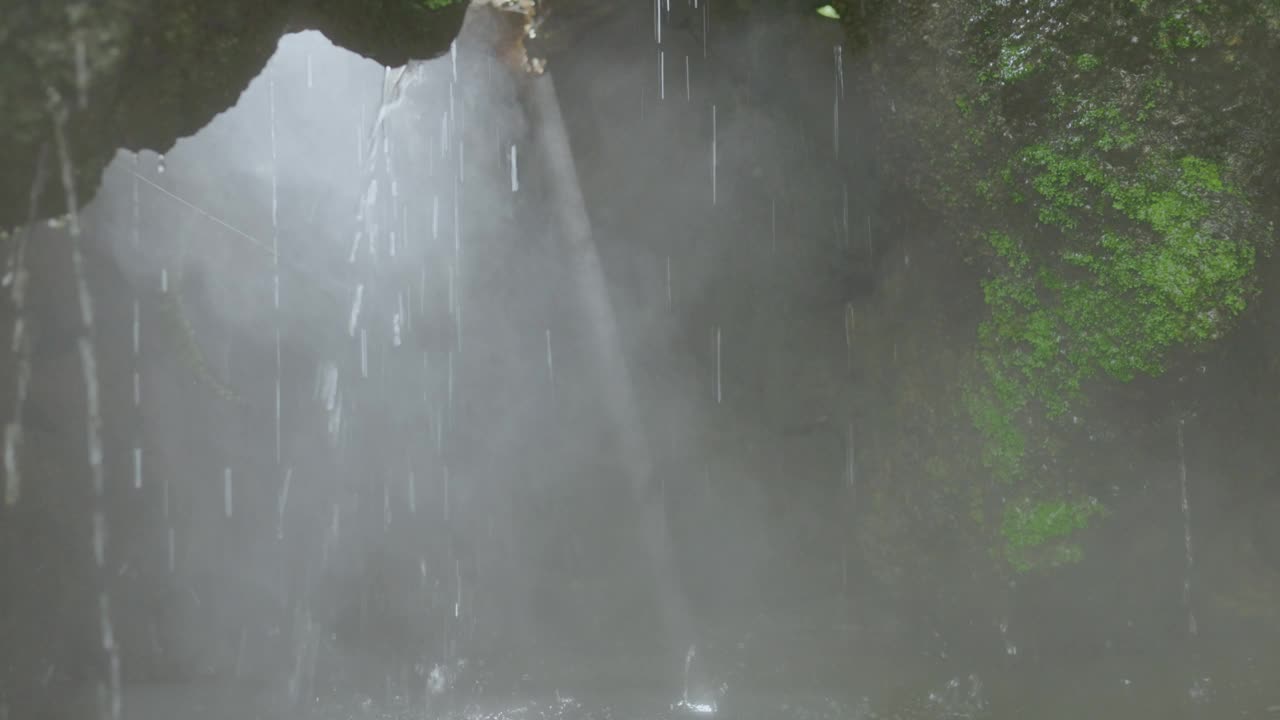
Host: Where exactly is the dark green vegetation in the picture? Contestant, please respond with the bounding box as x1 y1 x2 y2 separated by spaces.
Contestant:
851 0 1280 572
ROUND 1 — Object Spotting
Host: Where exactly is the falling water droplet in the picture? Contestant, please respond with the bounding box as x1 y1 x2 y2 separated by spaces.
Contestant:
132 447 142 489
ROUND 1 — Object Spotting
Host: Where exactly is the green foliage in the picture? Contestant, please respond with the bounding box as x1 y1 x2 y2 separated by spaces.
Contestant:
1074 53 1101 71
1155 7 1212 51
967 146 1266 478
1002 497 1103 572
995 42 1037 83
962 377 1026 484
415 0 466 9
857 0 1280 578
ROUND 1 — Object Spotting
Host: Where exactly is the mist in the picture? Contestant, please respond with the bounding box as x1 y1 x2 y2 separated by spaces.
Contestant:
3 1 1280 719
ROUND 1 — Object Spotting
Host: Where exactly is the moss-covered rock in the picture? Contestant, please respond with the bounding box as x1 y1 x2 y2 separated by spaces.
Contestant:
849 0 1280 572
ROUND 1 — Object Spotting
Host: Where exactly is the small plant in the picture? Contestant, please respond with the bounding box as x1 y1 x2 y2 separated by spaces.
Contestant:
1075 53 1101 71
1002 496 1104 572
996 43 1038 83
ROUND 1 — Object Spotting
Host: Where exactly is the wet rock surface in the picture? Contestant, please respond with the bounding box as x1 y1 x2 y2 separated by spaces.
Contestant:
0 0 468 231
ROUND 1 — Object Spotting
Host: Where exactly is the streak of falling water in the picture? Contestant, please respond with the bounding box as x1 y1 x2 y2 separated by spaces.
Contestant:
702 0 708 57
545 329 554 383
771 198 777 254
277 467 292 539
833 96 840 157
2 144 45 507
383 483 391 530
660 50 666 100
408 470 416 515
1177 420 1197 636
360 328 369 379
224 467 233 518
665 256 673 309
834 44 845 98
454 558 462 618
685 55 691 101
711 105 717 205
845 422 855 490
714 326 722 404
844 303 854 374
453 179 462 265
93 510 106 567
270 68 282 464
52 91 119 720
510 144 519 192
349 283 364 337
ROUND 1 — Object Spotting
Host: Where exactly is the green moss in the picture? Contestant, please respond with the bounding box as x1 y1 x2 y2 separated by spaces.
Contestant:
962 379 1026 484
966 146 1266 479
1155 8 1212 51
1002 497 1103 572
1074 53 1101 71
995 42 1038 83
